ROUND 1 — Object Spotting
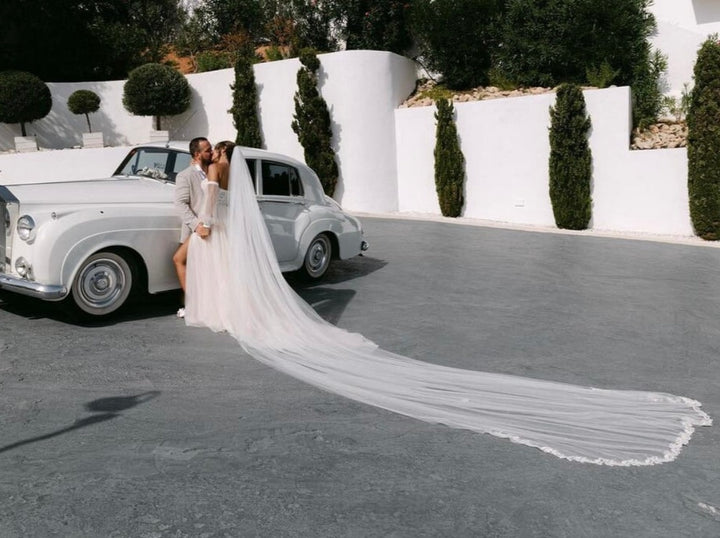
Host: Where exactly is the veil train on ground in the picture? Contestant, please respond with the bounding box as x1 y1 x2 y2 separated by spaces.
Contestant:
210 152 711 466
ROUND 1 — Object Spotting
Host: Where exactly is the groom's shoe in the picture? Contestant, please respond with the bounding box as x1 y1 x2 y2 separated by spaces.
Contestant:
176 307 185 319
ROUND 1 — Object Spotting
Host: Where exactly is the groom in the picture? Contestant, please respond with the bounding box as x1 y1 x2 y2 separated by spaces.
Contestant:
172 137 213 318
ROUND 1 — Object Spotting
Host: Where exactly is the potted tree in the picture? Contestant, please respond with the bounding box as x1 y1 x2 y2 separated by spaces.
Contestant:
122 63 191 142
0 71 52 152
67 89 103 148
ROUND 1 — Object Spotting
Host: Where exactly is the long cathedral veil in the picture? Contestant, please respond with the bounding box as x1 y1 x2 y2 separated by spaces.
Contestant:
223 152 711 466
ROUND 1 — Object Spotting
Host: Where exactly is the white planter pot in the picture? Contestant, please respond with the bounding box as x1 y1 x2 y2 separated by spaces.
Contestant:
82 132 104 149
149 130 169 143
14 136 38 153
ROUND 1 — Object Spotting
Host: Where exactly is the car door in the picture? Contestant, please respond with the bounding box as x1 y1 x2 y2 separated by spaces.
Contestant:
257 159 307 263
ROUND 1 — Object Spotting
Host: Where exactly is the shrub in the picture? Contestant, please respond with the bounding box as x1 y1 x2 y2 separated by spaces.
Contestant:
548 84 592 230
230 47 263 148
0 71 52 136
344 0 413 55
687 37 720 240
67 89 101 132
122 63 191 130
497 0 656 90
586 61 620 88
632 48 667 129
433 99 465 218
265 46 285 62
411 0 502 90
195 50 233 72
291 49 339 197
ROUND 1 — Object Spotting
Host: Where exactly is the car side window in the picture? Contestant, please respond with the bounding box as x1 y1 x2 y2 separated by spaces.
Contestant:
261 161 303 197
117 149 171 180
245 159 257 191
170 152 192 182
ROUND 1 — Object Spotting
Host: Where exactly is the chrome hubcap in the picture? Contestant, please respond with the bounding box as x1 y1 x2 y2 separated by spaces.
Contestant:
306 237 330 276
79 259 125 307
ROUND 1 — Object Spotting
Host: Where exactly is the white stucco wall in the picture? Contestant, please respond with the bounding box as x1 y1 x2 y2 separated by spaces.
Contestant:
395 86 693 237
0 50 416 212
0 53 696 238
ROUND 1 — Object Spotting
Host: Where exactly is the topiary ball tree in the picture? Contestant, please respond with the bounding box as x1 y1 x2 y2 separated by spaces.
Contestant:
0 71 52 136
433 99 465 217
291 48 338 197
548 83 593 230
687 37 720 240
67 89 101 132
122 63 191 130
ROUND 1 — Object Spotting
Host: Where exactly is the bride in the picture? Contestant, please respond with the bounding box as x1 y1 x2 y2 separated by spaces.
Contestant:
183 147 711 466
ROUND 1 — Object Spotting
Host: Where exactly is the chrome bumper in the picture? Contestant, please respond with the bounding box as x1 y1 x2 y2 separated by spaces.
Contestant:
0 274 67 300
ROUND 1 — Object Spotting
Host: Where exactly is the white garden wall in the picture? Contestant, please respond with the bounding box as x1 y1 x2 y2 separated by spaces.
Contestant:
0 51 696 238
0 50 416 212
395 86 693 236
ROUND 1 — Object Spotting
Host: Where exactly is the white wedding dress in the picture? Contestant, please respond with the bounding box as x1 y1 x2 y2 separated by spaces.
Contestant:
185 152 711 466
185 179 232 332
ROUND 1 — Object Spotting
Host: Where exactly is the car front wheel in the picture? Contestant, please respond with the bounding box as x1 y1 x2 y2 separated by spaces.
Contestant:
301 233 332 280
71 252 134 316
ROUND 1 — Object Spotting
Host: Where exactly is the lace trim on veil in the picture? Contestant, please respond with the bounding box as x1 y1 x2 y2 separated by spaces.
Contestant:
220 152 711 466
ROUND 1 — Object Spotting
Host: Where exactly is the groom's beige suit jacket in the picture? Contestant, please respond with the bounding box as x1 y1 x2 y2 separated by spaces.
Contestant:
174 164 206 242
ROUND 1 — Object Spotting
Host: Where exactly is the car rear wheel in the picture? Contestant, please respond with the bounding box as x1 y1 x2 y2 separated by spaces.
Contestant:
301 233 332 280
71 252 134 316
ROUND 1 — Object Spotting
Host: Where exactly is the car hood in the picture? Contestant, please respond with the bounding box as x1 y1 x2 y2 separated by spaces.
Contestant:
3 177 172 205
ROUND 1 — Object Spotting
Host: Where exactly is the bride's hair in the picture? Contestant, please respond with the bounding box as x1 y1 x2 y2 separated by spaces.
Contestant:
215 140 235 162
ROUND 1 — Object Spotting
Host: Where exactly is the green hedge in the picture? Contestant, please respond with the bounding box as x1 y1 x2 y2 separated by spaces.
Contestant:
411 0 501 90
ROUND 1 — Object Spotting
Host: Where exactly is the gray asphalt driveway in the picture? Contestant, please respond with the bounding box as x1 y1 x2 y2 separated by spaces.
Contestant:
1 217 718 537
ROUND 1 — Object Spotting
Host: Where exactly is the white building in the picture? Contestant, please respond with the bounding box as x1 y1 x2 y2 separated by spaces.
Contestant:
649 0 720 95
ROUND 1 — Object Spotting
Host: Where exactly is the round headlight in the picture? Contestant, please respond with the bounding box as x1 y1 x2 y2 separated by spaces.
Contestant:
15 256 31 278
17 215 35 241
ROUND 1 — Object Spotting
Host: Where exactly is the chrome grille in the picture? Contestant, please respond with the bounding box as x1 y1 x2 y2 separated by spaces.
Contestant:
0 186 18 274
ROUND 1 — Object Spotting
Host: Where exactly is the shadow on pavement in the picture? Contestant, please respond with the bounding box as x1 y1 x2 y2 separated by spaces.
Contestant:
294 287 357 325
286 255 387 289
0 255 385 327
0 391 160 455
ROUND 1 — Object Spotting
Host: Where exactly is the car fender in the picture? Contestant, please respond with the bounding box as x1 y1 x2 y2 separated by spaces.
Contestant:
29 206 179 293
295 212 361 265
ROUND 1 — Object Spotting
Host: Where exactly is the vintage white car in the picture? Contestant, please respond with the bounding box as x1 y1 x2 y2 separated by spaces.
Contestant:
0 142 367 316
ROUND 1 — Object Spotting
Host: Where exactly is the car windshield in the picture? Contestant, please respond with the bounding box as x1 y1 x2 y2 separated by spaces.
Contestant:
113 148 191 183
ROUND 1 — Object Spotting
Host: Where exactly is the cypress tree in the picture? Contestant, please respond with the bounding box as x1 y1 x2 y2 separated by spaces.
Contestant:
291 48 338 197
433 99 465 217
687 37 720 240
230 46 263 148
548 84 593 230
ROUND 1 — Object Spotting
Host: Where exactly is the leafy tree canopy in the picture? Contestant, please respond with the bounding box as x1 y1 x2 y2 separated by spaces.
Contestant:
0 0 183 82
122 63 191 130
0 71 52 136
